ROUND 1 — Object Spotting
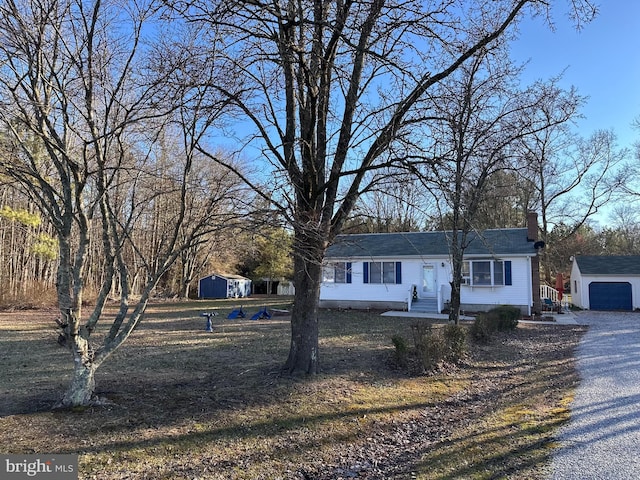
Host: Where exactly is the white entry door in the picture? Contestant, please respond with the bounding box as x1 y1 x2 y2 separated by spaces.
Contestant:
422 264 436 297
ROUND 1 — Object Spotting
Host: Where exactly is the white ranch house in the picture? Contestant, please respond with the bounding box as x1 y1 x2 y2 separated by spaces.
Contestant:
320 216 543 315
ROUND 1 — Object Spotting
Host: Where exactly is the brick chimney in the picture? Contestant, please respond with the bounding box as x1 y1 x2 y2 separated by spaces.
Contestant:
527 211 542 315
527 211 538 241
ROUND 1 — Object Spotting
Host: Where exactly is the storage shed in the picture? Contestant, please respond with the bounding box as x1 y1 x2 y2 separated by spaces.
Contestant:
570 256 640 311
198 273 252 299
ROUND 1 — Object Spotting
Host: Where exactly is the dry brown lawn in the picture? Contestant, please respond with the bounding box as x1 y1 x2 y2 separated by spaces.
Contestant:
0 298 585 479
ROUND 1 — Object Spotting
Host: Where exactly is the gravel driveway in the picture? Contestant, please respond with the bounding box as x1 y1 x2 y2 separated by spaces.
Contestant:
550 311 640 479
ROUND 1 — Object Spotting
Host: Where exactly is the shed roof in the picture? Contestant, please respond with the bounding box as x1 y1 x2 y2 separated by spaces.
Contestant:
199 273 250 281
326 228 537 259
575 255 640 276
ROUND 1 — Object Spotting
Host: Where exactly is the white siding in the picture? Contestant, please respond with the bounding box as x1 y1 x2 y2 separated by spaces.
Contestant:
320 259 412 304
460 257 531 309
320 256 533 312
570 259 587 309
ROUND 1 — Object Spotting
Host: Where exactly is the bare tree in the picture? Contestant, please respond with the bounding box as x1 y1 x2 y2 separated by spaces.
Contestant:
167 0 597 372
173 159 247 298
0 0 238 406
345 169 433 233
464 170 536 230
518 125 628 283
406 45 583 322
596 204 640 255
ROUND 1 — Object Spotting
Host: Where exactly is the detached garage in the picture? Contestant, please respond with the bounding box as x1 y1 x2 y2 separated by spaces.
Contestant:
571 256 640 311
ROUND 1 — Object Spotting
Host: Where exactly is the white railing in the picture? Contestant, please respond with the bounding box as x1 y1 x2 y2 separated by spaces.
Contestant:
540 284 559 302
540 284 571 310
407 284 417 311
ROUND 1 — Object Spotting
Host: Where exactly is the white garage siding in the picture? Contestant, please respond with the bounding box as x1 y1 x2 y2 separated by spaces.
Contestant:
571 255 640 310
571 274 640 310
570 256 640 311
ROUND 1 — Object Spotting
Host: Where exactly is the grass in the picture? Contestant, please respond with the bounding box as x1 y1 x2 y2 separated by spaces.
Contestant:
0 298 585 479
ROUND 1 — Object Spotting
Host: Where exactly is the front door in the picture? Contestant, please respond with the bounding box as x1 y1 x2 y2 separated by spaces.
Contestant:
422 264 436 298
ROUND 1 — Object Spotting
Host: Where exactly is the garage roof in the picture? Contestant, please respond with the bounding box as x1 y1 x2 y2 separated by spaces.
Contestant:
575 255 640 275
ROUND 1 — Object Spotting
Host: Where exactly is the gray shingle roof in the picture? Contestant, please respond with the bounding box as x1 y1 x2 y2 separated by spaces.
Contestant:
575 255 640 275
326 228 537 259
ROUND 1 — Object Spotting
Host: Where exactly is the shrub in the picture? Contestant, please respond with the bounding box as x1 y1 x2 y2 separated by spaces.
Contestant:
412 323 442 371
470 305 520 342
398 321 467 372
391 334 409 368
442 324 466 361
410 321 432 353
470 314 492 342
490 305 520 331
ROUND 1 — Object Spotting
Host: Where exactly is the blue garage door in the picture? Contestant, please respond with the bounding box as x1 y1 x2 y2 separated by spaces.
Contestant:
589 282 632 311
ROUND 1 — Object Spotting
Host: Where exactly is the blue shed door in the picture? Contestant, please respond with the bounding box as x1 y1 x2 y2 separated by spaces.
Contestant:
589 282 632 311
199 277 216 298
199 276 227 299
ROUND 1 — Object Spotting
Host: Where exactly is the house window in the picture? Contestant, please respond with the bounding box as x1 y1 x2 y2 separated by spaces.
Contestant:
494 261 504 285
461 261 471 284
474 261 492 285
364 261 402 284
462 260 510 286
369 261 383 284
323 262 352 283
370 262 395 284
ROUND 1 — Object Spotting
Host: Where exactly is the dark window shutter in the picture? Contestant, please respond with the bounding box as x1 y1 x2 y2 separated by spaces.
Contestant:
346 262 352 283
363 262 369 284
505 261 512 285
395 262 402 284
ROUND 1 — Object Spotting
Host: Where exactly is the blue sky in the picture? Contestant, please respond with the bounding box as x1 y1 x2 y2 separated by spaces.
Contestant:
511 1 640 151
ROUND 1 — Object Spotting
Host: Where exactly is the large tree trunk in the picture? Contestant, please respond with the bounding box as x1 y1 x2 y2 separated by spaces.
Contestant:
284 238 324 375
179 278 191 299
58 361 97 408
55 232 99 408
449 244 463 325
55 321 99 408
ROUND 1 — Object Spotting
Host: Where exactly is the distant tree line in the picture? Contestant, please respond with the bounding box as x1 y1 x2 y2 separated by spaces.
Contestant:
0 178 298 307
